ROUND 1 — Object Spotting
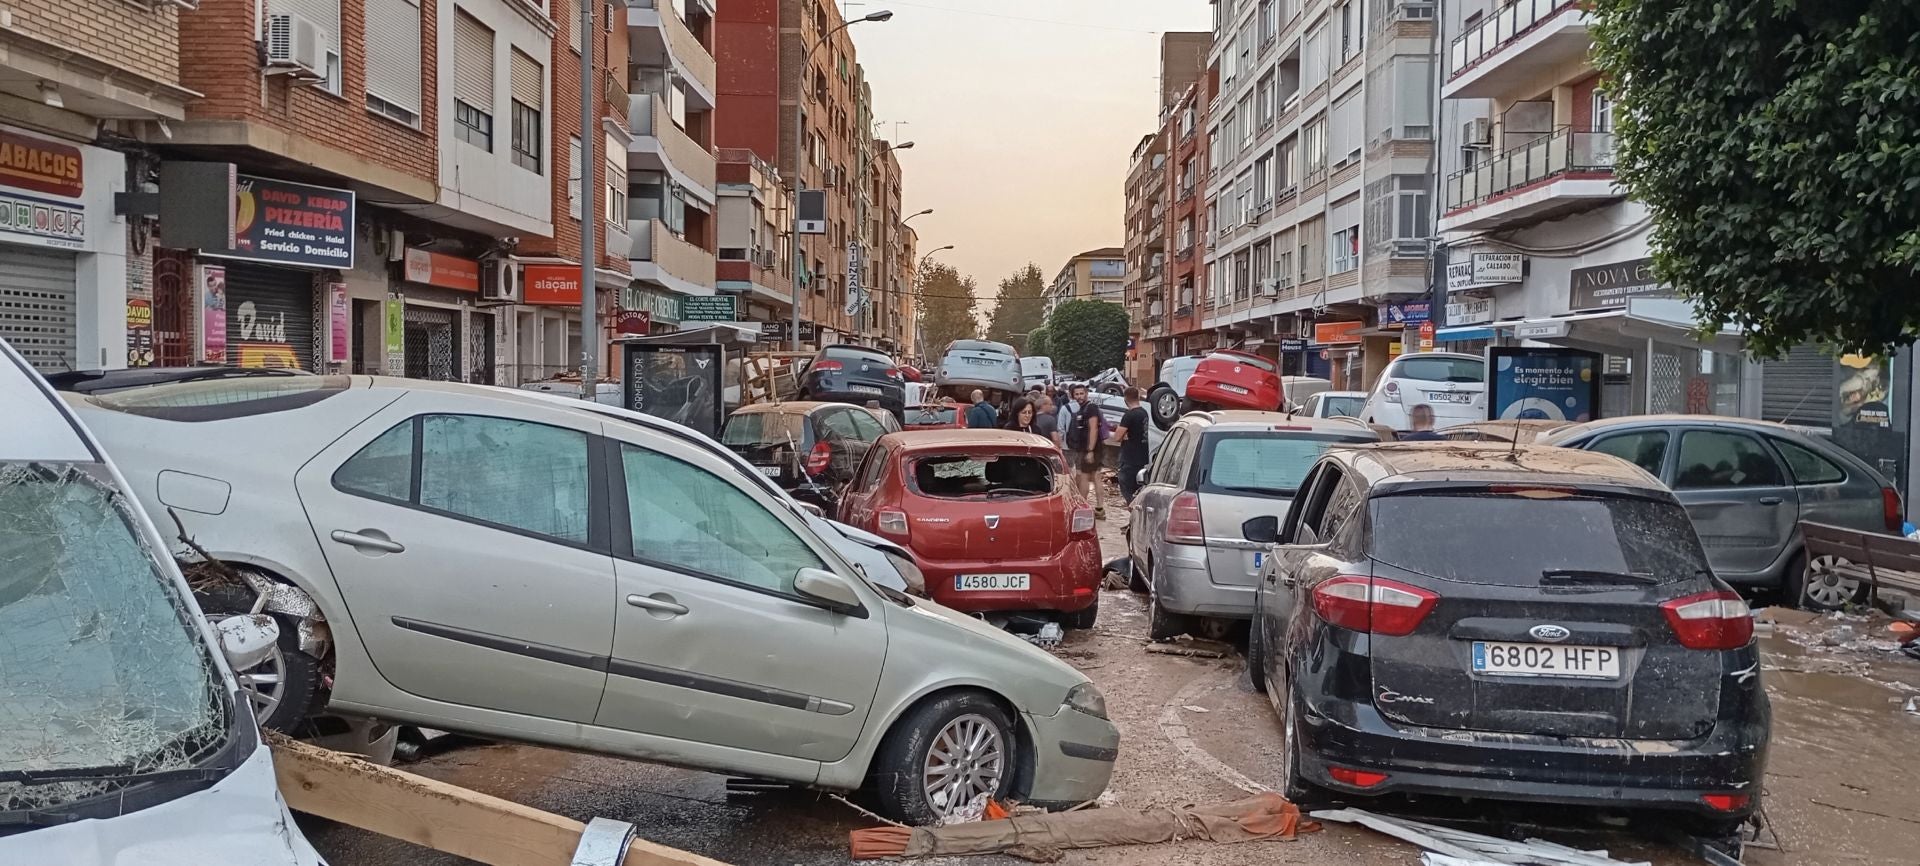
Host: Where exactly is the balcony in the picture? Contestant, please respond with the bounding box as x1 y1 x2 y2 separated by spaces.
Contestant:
628 92 716 196
1445 0 1590 100
1442 127 1619 232
626 0 717 108
629 218 717 294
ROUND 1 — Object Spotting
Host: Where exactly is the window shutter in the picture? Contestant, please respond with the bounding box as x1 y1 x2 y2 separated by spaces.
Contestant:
453 10 495 110
365 0 421 114
511 48 543 108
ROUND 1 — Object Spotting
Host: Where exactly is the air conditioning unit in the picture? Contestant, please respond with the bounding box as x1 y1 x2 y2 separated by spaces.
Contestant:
481 260 519 302
265 13 327 79
1462 117 1492 148
1260 278 1281 296
824 167 840 189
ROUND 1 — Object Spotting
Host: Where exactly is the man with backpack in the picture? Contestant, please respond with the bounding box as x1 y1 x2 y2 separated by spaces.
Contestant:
1060 384 1107 519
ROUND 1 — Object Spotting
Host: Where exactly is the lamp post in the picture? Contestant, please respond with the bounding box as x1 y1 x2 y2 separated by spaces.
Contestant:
791 9 894 352
904 208 933 224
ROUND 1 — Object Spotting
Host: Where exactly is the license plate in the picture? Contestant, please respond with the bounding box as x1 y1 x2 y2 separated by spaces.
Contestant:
963 357 993 365
850 384 884 395
1427 391 1474 404
1219 383 1250 395
1472 641 1621 679
955 573 1032 592
757 465 782 478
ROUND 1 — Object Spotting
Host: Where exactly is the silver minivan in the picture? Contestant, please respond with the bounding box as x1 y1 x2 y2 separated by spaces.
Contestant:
1126 411 1383 639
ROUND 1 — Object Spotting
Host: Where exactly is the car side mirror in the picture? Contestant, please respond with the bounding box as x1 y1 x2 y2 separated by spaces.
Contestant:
1137 467 1151 484
794 501 825 518
1242 515 1280 544
795 567 867 616
214 614 280 673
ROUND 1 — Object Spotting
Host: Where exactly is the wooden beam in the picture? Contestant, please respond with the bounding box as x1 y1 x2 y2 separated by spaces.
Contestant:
269 736 731 866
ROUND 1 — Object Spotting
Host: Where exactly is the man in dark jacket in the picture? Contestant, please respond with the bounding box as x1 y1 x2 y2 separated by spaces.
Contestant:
966 390 999 430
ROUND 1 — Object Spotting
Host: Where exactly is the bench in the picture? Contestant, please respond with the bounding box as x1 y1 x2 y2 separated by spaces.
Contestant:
1797 521 1920 607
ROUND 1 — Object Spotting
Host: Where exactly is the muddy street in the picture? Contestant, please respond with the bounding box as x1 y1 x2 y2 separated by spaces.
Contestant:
306 516 1920 866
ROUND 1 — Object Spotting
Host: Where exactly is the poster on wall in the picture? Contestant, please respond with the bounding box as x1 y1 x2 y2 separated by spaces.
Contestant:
126 299 153 367
384 296 406 373
1486 347 1602 423
1831 354 1903 485
200 265 227 364
622 343 725 438
329 283 350 364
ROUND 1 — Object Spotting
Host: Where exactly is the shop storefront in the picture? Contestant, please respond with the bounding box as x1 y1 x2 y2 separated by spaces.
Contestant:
394 247 491 383
0 125 126 372
1311 319 1365 388
619 284 685 338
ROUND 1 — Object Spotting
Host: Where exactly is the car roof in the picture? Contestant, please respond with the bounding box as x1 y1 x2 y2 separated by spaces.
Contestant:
1314 390 1368 398
947 339 1016 354
875 429 1056 453
1182 410 1382 435
1544 414 1806 442
1332 442 1665 491
0 342 97 462
821 343 891 357
731 401 845 416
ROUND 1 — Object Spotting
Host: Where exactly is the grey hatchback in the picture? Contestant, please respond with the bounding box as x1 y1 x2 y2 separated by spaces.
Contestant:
1540 415 1902 609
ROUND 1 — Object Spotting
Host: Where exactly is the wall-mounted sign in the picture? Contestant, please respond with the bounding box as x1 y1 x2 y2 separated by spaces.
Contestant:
681 295 736 322
126 299 153 367
797 190 827 235
522 264 584 305
329 283 350 363
1569 257 1672 309
615 310 652 334
0 129 88 249
0 129 84 197
1312 320 1364 345
1446 252 1526 292
1277 338 1308 352
383 296 405 368
1379 299 1431 328
204 175 356 269
199 265 227 364
1418 320 1436 351
403 248 481 292
1488 347 1602 422
1515 319 1570 340
1446 295 1493 326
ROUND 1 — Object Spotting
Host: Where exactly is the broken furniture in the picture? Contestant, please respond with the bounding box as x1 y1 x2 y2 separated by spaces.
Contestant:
1799 521 1920 609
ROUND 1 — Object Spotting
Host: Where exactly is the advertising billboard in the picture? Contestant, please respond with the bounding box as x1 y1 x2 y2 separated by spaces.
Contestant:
1487 347 1602 423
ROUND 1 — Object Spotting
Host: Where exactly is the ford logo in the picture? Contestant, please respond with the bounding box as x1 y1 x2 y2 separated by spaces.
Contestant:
1530 624 1571 642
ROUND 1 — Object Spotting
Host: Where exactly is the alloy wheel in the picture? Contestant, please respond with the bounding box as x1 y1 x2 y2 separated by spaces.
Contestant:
234 639 288 723
1155 391 1178 418
922 713 1006 819
1803 554 1863 609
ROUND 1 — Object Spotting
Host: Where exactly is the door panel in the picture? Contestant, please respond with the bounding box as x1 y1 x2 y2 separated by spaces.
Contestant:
1670 429 1799 577
293 396 615 723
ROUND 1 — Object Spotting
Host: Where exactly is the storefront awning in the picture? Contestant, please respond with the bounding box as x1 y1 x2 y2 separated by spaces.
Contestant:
1434 326 1495 341
613 323 763 349
1504 299 1744 356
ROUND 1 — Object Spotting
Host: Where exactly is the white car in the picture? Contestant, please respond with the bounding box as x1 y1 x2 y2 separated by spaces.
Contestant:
1019 356 1055 391
70 375 1116 824
1300 390 1369 419
935 339 1022 395
1359 352 1487 430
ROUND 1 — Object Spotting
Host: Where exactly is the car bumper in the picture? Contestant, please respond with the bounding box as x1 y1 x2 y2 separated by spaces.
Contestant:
813 389 905 413
1021 705 1119 807
1187 381 1275 411
920 538 1103 613
1154 542 1255 618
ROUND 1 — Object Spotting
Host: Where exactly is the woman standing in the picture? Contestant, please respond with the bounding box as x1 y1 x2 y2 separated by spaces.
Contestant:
1003 397 1039 434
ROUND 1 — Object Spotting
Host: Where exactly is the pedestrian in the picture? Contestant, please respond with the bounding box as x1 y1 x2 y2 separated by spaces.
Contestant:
1033 393 1058 442
1399 404 1446 441
1113 387 1151 504
1054 384 1090 451
1064 387 1105 519
1003 397 1039 434
966 389 999 430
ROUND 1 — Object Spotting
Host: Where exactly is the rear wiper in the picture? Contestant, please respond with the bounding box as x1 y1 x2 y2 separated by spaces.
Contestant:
1540 569 1659 586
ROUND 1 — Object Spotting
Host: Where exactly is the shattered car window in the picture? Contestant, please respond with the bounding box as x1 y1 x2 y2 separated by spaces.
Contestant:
913 455 1053 498
0 463 225 813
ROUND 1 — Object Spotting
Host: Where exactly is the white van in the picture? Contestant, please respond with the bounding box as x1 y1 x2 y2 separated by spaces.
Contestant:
1019 356 1054 390
0 340 322 865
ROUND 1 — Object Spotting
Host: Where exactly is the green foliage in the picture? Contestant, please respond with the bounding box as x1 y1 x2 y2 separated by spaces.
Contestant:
1026 325 1051 358
916 263 980 353
1043 300 1130 377
985 264 1049 353
1589 0 1920 357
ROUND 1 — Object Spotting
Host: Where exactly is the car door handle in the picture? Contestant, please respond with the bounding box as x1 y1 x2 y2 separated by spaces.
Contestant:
1758 497 1785 506
330 530 405 554
626 594 690 616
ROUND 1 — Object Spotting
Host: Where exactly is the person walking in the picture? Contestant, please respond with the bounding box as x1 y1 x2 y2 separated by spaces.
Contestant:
1113 387 1151 504
966 389 999 430
1399 404 1446 441
1054 384 1089 451
1004 397 1039 434
1033 393 1058 442
1064 388 1105 518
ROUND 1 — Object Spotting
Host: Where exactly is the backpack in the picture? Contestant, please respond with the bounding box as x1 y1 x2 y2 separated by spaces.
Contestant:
1066 402 1100 450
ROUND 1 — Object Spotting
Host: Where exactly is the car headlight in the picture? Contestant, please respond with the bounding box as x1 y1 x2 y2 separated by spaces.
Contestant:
1065 682 1108 720
883 550 927 596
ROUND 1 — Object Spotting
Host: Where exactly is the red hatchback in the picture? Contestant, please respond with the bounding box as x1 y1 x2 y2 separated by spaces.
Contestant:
840 430 1103 627
1186 350 1282 413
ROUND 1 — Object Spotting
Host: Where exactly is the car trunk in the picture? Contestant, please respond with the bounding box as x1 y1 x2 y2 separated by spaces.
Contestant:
1410 381 1485 425
721 412 812 485
1197 429 1376 588
905 453 1063 562
1362 488 1724 740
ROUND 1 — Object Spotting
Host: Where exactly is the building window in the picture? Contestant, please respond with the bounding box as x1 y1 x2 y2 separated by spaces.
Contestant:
1259 0 1276 42
1593 89 1614 133
365 0 422 127
456 101 493 150
568 136 583 219
1257 72 1276 127
1338 1 1357 62
453 10 495 150
1331 225 1359 273
510 48 544 173
1254 154 1273 206
1252 240 1271 291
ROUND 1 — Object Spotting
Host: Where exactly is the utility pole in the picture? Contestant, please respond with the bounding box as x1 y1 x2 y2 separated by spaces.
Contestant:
578 0 598 396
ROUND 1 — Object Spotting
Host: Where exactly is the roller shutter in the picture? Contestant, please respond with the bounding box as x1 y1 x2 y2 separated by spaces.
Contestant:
0 246 78 372
454 11 495 111
225 263 316 370
1761 344 1834 426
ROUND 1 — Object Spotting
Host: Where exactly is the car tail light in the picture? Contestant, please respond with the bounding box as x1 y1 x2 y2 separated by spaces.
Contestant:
1661 590 1754 650
805 441 833 475
1328 767 1389 788
1883 486 1904 533
1163 492 1205 544
1071 506 1095 534
878 510 908 536
811 360 844 372
1383 381 1402 403
883 366 903 380
1310 575 1439 637
1701 793 1751 813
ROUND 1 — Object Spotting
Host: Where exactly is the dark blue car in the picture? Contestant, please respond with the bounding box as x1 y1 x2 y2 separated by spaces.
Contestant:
799 344 907 420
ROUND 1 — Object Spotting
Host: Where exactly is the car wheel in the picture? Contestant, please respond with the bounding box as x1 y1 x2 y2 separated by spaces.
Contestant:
198 579 325 732
1147 580 1189 642
1149 386 1180 430
1128 557 1148 593
1247 619 1268 694
868 693 1016 826
1788 552 1869 611
1064 596 1100 630
1274 686 1323 805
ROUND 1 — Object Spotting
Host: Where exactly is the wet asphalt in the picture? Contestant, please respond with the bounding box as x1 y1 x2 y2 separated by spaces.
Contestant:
306 516 1920 866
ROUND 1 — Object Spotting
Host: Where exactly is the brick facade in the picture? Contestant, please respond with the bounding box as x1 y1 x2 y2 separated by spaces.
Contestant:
9 0 182 86
518 0 627 275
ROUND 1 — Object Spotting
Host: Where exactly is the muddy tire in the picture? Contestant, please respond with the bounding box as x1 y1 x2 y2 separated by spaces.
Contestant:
1063 596 1100 630
1247 619 1269 694
868 693 1017 826
198 577 325 732
1128 556 1148 593
1147 580 1190 642
1789 551 1869 611
1149 386 1180 430
1274 686 1324 805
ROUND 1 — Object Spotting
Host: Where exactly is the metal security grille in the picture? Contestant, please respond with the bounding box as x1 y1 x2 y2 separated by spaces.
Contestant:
1761 344 1835 426
467 311 495 384
404 305 458 381
0 246 78 372
224 264 316 370
1646 349 1685 414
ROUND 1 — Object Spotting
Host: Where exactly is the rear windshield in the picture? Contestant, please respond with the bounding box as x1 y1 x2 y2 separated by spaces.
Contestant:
89 376 347 421
950 340 1015 356
1198 431 1376 497
1212 352 1276 373
1320 395 1366 417
1393 356 1484 383
721 411 809 447
1369 492 1708 585
912 455 1054 499
908 405 957 425
824 346 892 365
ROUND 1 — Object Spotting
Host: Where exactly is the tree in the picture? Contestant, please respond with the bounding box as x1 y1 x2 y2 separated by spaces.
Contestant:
916 262 980 353
1589 0 1920 357
1026 325 1051 358
1044 300 1130 377
984 264 1049 353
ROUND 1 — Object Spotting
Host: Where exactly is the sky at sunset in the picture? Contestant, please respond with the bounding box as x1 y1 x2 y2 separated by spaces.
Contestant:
852 0 1212 314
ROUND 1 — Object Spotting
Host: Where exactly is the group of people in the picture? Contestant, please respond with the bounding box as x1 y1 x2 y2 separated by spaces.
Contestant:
963 382 1152 519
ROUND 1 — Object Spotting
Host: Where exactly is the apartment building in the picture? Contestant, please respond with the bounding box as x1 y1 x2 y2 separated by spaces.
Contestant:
1047 248 1126 316
716 147 793 336
1165 80 1213 358
1201 0 1438 389
1123 31 1210 383
864 139 915 355
620 0 719 338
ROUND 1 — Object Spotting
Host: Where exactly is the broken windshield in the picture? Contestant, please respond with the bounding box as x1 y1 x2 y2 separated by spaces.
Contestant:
0 462 228 817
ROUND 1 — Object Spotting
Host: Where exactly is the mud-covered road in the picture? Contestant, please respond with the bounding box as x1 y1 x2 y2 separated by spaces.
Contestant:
308 517 1920 865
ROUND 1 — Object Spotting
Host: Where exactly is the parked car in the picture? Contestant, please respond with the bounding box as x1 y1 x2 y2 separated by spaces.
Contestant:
1127 412 1383 640
1283 376 1333 410
44 364 314 395
839 430 1104 627
1444 418 1570 444
67 376 1116 825
1299 390 1368 419
722 401 894 513
1359 352 1486 431
1020 356 1055 391
905 401 959 431
798 344 907 419
1540 415 1903 608
935 339 1022 396
0 340 324 864
1184 350 1283 414
1245 443 1768 837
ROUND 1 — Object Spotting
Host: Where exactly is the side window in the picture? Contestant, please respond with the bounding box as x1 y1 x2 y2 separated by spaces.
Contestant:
817 409 860 442
1771 438 1847 485
1150 428 1187 485
852 445 891 492
848 410 886 441
622 443 827 594
1673 430 1787 489
417 415 592 543
333 421 415 501
1588 430 1670 478
1291 465 1345 542
1318 478 1364 544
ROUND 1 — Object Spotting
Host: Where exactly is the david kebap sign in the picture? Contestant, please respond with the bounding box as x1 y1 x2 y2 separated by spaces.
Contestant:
1445 252 1524 292
680 295 737 322
227 176 356 268
1569 257 1674 309
0 128 86 248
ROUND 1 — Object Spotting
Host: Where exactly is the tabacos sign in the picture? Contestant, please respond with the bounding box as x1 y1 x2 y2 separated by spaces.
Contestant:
0 128 86 249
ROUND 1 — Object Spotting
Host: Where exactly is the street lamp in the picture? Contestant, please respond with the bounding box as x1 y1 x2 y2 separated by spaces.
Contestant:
790 9 895 351
918 244 956 270
904 208 933 223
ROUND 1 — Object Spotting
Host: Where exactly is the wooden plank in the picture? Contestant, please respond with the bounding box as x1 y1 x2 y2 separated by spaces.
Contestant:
269 736 730 866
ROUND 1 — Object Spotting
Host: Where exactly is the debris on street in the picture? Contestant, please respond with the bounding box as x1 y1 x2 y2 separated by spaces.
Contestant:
1023 622 1065 649
1312 809 1650 866
1144 636 1235 659
848 793 1319 860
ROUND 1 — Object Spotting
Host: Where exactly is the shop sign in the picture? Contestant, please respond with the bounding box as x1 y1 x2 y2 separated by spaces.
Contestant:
1445 253 1524 292
844 241 864 317
681 295 737 322
1379 300 1431 328
403 248 481 292
615 310 651 334
1277 338 1308 352
1569 257 1672 309
1487 347 1602 422
329 283 350 363
1516 320 1569 340
218 176 356 269
1418 321 1436 351
1446 295 1493 326
1312 320 1364 345
760 319 820 343
384 296 405 358
0 130 88 249
522 264 584 305
200 265 228 364
126 299 153 367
